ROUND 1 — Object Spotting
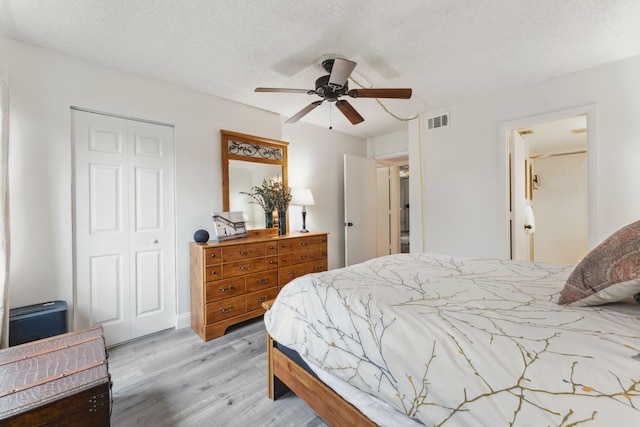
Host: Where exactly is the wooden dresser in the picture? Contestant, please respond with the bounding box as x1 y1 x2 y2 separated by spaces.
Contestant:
190 232 328 341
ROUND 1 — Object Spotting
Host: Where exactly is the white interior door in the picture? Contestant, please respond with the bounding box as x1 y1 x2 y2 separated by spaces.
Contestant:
344 154 377 266
376 166 391 256
532 153 588 264
376 164 401 257
509 130 533 261
73 109 176 345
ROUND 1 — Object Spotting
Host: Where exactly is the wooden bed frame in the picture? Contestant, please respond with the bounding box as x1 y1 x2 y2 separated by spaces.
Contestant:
266 334 376 426
263 300 375 426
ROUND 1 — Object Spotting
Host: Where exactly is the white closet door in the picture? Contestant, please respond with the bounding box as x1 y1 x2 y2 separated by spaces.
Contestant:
73 110 176 346
127 119 176 338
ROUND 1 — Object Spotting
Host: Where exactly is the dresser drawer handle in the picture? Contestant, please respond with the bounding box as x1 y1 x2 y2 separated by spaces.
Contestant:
313 266 322 272
219 285 234 293
257 296 269 303
239 249 251 256
210 270 218 276
210 253 217 258
238 264 251 271
288 271 298 278
257 277 269 284
301 254 309 260
269 260 277 265
269 245 275 250
219 305 233 313
281 257 287 262
301 242 309 247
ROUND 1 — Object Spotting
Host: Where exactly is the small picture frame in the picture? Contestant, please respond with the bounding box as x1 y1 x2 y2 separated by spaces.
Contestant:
212 211 248 241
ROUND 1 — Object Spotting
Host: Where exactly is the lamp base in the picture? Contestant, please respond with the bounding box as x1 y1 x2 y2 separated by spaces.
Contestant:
300 207 309 233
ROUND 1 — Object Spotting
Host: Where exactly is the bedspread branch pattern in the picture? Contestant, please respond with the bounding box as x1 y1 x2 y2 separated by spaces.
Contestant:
264 254 640 425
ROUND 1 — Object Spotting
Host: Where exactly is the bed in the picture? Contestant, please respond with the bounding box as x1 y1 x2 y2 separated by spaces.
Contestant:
263 221 640 426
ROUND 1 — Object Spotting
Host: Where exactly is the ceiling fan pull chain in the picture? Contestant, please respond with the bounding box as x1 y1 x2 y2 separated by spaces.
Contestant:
329 103 333 130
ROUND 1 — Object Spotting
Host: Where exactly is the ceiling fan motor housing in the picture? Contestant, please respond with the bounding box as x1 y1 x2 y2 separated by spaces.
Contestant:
315 75 347 102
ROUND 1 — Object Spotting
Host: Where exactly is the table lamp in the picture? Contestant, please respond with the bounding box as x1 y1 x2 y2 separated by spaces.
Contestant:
290 188 315 233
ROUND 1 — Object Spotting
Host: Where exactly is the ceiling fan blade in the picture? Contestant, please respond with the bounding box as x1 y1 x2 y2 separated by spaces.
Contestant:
335 100 364 125
348 88 412 99
255 87 313 94
328 58 357 89
285 101 323 123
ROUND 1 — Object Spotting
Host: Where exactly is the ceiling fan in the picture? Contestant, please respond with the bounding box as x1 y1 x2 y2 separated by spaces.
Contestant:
255 58 412 125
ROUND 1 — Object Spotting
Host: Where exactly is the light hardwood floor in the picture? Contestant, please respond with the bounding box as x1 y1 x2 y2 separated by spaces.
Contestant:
108 318 328 427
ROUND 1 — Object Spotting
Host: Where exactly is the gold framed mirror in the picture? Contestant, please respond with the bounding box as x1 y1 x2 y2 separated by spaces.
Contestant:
221 130 288 234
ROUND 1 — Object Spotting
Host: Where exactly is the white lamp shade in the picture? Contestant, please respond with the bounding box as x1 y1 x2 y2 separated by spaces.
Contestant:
291 188 315 206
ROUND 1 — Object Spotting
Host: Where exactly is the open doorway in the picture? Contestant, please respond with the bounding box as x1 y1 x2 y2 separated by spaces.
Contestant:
376 158 408 256
399 164 410 253
508 114 589 264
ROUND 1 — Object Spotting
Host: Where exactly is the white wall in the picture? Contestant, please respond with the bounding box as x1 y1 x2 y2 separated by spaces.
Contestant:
1 37 364 327
282 120 367 270
410 54 640 258
367 129 408 159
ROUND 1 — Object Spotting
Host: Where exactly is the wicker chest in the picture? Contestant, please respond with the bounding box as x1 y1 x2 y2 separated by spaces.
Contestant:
0 325 111 426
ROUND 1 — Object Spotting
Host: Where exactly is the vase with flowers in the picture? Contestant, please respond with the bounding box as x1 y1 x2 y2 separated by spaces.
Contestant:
270 180 292 235
241 179 292 234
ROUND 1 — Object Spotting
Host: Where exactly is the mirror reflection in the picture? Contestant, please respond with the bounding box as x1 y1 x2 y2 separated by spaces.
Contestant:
228 160 282 230
221 129 288 234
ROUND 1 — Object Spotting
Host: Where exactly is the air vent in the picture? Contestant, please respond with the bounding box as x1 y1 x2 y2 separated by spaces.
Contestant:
427 113 449 129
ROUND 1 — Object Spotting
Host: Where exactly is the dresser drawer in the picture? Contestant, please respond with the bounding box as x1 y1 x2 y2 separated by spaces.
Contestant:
222 242 266 262
278 251 296 267
307 234 328 248
223 257 266 278
246 270 278 293
265 255 279 270
265 241 278 255
288 235 328 251
205 264 223 282
279 264 305 286
206 277 245 303
309 247 328 261
278 239 297 253
280 250 312 267
246 287 279 312
204 247 222 266
306 259 328 274
206 295 246 323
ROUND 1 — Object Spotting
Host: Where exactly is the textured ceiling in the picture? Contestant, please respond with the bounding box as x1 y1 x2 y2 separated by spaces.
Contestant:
2 0 640 138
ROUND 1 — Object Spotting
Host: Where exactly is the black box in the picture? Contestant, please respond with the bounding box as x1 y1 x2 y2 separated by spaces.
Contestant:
9 300 69 346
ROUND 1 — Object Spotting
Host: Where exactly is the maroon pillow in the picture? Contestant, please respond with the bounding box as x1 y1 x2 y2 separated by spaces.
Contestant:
558 220 640 306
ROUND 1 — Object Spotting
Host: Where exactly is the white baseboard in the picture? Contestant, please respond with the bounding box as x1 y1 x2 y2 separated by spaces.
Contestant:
175 312 191 330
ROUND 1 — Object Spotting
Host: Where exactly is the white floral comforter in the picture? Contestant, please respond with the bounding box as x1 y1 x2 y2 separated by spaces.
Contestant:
264 254 640 426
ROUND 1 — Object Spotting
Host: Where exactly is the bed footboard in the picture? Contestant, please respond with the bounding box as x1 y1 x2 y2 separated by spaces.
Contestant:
267 334 375 426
